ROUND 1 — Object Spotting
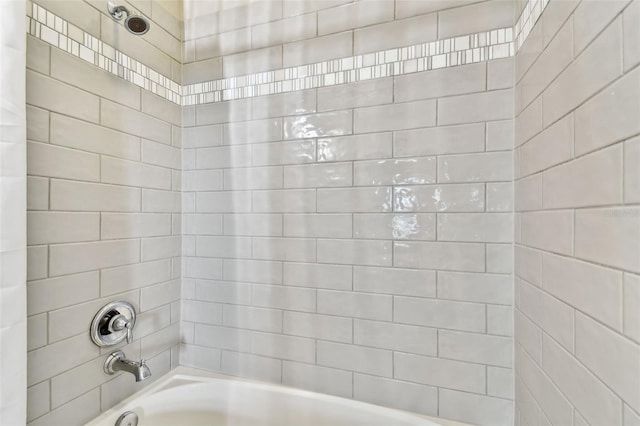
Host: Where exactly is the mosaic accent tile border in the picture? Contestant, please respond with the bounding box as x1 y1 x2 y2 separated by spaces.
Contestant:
26 0 549 106
26 3 182 104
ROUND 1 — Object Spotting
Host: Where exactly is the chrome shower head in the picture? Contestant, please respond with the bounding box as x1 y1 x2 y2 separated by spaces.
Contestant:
107 2 150 35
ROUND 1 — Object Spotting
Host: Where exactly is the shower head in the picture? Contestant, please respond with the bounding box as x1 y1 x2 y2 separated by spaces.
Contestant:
107 2 150 35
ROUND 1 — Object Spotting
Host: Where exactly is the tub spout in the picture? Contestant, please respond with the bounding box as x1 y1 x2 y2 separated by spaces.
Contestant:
104 351 152 382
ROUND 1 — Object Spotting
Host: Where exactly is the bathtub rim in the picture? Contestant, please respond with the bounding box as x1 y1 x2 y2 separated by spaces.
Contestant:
86 366 473 426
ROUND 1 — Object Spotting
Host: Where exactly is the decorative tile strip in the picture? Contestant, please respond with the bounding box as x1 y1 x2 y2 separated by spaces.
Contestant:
26 3 182 104
26 0 549 107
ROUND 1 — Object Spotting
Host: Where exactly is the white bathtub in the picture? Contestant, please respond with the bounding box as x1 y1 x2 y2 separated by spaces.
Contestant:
87 367 472 426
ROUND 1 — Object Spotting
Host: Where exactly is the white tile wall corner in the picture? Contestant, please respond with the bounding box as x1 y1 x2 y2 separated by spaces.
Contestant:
25 2 181 423
27 0 550 108
1 0 27 423
514 0 640 425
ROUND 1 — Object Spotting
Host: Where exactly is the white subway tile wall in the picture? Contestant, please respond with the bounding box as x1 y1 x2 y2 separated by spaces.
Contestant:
181 2 516 419
514 1 640 425
25 1 182 423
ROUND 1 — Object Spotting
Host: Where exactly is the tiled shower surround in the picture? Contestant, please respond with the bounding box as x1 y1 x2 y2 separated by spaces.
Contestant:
21 0 640 425
513 0 640 425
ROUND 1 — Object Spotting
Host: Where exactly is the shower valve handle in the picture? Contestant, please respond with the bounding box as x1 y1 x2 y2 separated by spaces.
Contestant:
109 314 133 344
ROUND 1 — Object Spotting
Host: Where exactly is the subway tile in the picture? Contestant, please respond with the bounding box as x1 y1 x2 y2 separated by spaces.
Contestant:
100 259 171 296
624 273 640 342
395 0 481 18
220 351 282 383
439 389 513 426
27 381 49 422
544 144 622 209
438 271 512 305
318 133 392 162
27 333 98 386
143 189 181 213
223 305 282 333
515 173 543 212
623 0 640 71
27 70 99 123
179 344 221 371
27 271 99 315
184 257 223 280
251 332 316 363
224 166 283 190
284 163 352 188
317 341 392 377
574 66 640 156
252 284 315 311
486 120 514 152
439 330 512 367
283 262 352 290
520 210 573 255
354 13 437 54
183 57 223 85
318 0 393 35
515 96 542 146
252 189 316 213
194 324 252 352
517 18 573 110
252 140 315 166
354 319 437 356
183 125 223 149
224 118 282 145
487 305 513 337
194 28 251 60
354 100 436 134
437 212 513 243
575 207 640 273
26 105 49 143
195 235 251 259
393 123 485 157
142 140 181 170
354 266 435 297
252 13 317 49
197 191 252 213
195 145 252 169
394 296 485 332
394 352 485 393
222 46 283 77
283 311 353 343
515 345 574 426
29 388 100 426
27 246 48 281
50 47 141 109
543 252 623 330
283 32 352 67
195 280 252 305
438 0 514 38
515 245 542 286
318 78 393 112
182 299 223 326
488 58 514 91
542 17 623 127
195 99 252 126
519 280 574 352
438 89 513 126
353 213 436 241
101 99 172 145
394 184 485 212
354 157 436 186
223 213 281 236
283 362 353 398
282 0 352 17
543 335 623 426
486 243 513 274
573 0 630 54
252 90 316 120
284 214 352 239
575 312 640 412
487 182 513 212
27 212 99 245
253 237 317 262
141 91 181 126
27 314 47 351
354 374 438 416
317 290 392 321
49 239 140 277
395 62 486 102
515 309 542 364
284 110 352 140
318 187 392 213
50 114 140 161
317 239 392 266
26 34 49 74
101 157 172 190
394 241 485 272
519 113 573 177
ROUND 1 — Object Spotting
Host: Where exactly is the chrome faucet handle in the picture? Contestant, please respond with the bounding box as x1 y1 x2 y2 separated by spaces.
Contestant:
109 314 134 344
